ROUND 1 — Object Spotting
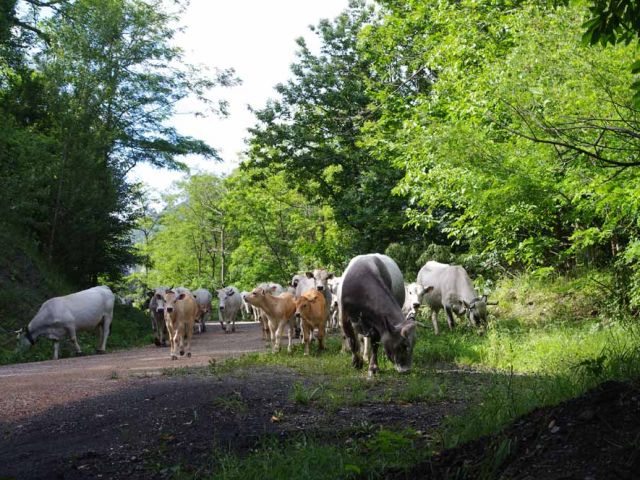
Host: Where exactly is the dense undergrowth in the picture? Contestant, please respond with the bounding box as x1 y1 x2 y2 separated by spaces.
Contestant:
0 228 154 364
202 271 640 480
0 304 154 365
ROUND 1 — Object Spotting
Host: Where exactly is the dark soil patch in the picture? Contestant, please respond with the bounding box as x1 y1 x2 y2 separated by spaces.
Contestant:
389 380 640 479
0 366 461 479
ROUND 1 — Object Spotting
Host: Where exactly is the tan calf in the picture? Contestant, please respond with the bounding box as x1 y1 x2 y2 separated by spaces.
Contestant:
294 289 326 355
163 290 198 360
244 287 296 353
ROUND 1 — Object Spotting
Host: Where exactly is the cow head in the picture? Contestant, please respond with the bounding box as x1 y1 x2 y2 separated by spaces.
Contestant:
461 295 489 326
16 327 36 350
151 291 166 314
294 293 317 319
162 290 177 314
381 319 417 373
307 269 333 292
405 283 430 313
217 288 235 310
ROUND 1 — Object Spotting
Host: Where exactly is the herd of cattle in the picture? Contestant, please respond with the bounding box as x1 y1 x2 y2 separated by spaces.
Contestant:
17 254 495 375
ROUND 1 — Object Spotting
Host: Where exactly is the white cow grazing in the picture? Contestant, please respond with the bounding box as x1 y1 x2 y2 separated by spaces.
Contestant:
19 286 115 360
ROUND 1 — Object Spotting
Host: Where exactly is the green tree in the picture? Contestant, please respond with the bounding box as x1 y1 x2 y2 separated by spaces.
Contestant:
246 1 410 255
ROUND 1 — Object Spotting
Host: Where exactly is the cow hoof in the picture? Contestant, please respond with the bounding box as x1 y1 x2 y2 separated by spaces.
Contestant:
187 352 192 358
231 327 236 333
95 349 106 355
180 350 185 356
75 351 85 357
162 341 168 347
154 339 162 347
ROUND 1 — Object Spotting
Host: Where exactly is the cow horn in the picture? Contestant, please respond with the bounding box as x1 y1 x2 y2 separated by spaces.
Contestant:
400 321 416 338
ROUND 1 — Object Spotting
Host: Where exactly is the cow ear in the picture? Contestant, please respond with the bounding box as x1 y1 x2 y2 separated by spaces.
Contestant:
178 293 186 300
146 290 154 298
460 299 470 308
327 273 334 279
227 288 235 296
424 286 434 294
270 285 278 293
305 271 314 279
481 295 488 303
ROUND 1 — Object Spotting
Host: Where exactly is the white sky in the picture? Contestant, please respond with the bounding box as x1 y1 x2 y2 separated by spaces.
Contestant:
128 0 350 197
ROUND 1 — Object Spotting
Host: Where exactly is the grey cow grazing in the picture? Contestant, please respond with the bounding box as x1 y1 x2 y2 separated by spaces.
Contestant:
416 261 492 334
148 286 170 346
339 254 417 376
217 286 242 333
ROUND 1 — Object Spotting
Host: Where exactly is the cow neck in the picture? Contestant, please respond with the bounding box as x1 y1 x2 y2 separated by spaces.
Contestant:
25 326 36 346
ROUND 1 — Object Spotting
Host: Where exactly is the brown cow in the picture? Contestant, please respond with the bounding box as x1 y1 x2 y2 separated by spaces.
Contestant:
163 290 198 360
244 287 296 353
294 289 326 355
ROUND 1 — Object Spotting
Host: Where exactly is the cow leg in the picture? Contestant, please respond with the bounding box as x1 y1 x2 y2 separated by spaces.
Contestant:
368 340 380 377
166 319 177 359
317 320 325 352
273 320 284 353
66 326 83 355
302 322 311 356
184 323 193 358
268 318 278 353
53 341 60 360
444 305 456 330
431 309 440 335
286 318 294 353
202 310 209 332
178 322 186 356
159 315 167 347
362 336 371 363
98 314 111 353
341 313 363 369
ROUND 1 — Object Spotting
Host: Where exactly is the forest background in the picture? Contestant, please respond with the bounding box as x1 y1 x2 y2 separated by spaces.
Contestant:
2 0 640 326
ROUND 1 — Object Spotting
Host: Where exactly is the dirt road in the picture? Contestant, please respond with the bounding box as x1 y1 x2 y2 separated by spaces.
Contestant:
0 322 265 420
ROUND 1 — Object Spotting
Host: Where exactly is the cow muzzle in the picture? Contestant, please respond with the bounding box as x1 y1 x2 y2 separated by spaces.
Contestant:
316 285 324 291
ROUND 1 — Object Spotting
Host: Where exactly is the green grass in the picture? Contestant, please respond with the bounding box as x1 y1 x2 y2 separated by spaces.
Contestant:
200 271 640 479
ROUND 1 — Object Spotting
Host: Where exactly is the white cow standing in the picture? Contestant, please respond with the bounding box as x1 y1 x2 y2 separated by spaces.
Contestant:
192 288 212 333
18 285 115 360
217 286 242 333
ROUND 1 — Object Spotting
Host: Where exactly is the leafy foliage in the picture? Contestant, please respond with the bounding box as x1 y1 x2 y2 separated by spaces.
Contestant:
1 0 234 288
